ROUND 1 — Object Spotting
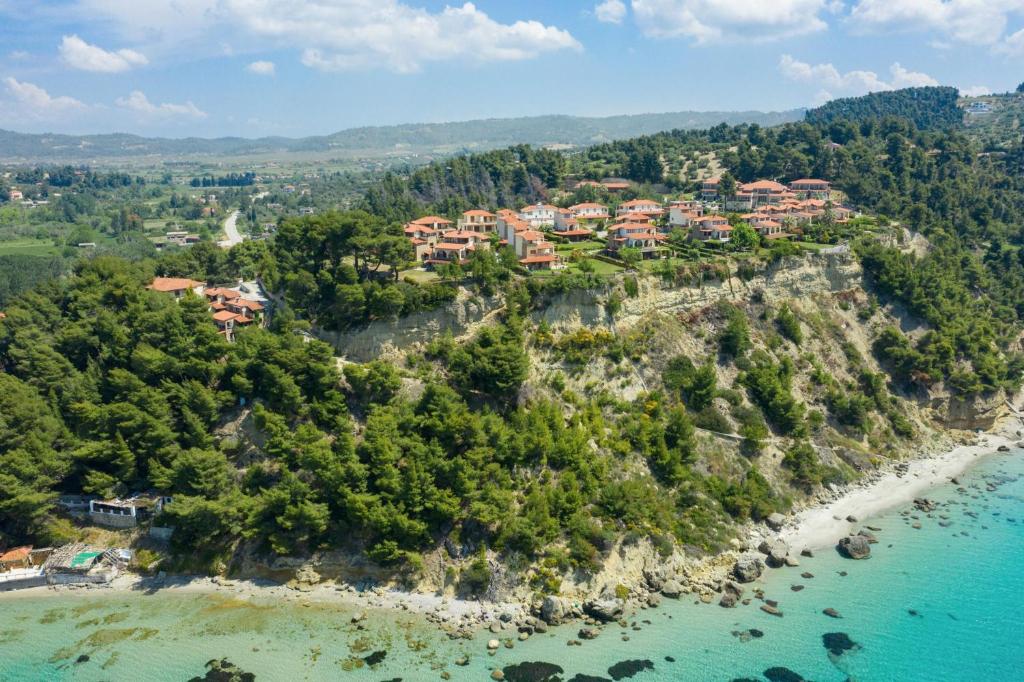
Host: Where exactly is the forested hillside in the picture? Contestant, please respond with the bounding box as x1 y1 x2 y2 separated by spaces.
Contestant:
3 89 1024 596
804 86 962 129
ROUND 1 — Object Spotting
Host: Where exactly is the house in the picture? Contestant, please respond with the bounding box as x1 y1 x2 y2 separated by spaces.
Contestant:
616 199 663 218
789 179 831 199
700 178 721 200
427 242 473 266
148 277 206 299
404 223 439 259
515 230 559 270
457 209 497 233
737 180 791 208
617 212 653 225
607 222 666 258
7 189 23 201
668 206 699 229
88 495 171 529
568 202 609 221
667 199 704 217
519 203 559 228
0 546 33 571
409 215 453 231
691 215 732 242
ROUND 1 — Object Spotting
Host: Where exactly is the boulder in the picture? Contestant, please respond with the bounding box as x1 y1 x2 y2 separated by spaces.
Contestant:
857 529 879 544
732 558 764 583
823 608 842 619
758 538 790 568
837 535 871 559
846 515 858 523
583 598 623 622
766 513 786 531
784 556 800 567
719 592 738 608
487 639 500 650
760 604 783 617
646 593 662 608
643 567 666 592
997 445 1010 452
540 596 576 625
660 579 684 599
578 627 600 640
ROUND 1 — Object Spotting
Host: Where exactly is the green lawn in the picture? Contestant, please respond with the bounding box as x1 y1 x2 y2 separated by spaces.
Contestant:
400 268 440 284
555 240 606 253
0 238 62 256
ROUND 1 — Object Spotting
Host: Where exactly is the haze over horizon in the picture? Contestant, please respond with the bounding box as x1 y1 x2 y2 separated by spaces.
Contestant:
0 1 1019 138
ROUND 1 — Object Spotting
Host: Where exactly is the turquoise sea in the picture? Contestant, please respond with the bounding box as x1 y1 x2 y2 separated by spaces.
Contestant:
2 447 1023 681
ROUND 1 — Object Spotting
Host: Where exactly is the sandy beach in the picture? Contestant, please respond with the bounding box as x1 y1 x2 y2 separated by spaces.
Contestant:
774 423 1023 552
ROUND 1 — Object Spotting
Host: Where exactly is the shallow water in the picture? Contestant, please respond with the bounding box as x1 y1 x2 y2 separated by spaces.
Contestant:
2 448 1023 681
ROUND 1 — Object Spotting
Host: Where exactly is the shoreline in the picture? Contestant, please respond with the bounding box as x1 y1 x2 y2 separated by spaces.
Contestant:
3 417 1022 637
769 422 1022 553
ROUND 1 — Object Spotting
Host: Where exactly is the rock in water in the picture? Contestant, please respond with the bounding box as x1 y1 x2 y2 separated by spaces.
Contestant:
188 659 256 682
732 558 764 583
363 651 386 667
822 632 860 657
760 604 783 617
763 667 806 682
501 661 565 682
719 592 737 608
766 512 786 531
578 627 600 640
584 599 623 622
837 535 871 559
607 659 654 680
823 608 842 619
660 579 683 598
857 529 879 544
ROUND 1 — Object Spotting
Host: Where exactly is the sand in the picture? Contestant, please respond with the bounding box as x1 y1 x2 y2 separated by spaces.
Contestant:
777 426 1022 552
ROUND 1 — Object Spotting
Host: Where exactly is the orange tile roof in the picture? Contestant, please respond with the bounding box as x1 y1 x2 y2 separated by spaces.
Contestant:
520 255 558 264
520 204 558 212
569 202 607 211
212 311 238 322
149 277 205 293
518 230 545 240
411 215 451 225
790 178 829 186
0 546 31 563
556 229 593 237
740 180 787 192
462 209 495 218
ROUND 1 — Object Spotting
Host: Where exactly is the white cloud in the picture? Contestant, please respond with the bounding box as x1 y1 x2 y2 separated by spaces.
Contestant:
115 90 207 118
1 77 86 119
59 34 147 72
68 0 580 73
849 0 1024 49
998 27 1024 54
631 0 830 43
779 54 939 98
246 60 275 75
959 85 991 96
596 0 628 24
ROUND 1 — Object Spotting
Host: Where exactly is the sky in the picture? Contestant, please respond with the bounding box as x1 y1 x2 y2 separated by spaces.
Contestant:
0 0 1021 138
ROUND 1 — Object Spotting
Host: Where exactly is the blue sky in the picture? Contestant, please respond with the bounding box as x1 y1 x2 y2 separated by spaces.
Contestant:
0 1 1022 137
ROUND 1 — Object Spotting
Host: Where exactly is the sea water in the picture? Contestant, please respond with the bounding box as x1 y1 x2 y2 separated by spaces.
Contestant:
2 447 1022 681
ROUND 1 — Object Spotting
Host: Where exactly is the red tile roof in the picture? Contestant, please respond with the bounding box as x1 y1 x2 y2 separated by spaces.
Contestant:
520 255 558 264
411 215 452 225
149 277 205 293
0 546 31 563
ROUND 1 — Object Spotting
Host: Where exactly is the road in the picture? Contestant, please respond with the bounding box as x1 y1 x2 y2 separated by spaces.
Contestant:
218 210 244 249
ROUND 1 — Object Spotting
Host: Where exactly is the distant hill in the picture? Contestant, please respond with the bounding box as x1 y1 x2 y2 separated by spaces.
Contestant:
0 109 803 164
805 87 962 130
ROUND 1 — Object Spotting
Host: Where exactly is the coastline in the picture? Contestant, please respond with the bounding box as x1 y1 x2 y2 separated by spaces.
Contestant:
4 416 1022 638
770 421 1023 553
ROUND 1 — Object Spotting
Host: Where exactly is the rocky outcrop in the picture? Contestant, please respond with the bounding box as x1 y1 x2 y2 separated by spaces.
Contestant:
766 513 786 531
583 598 624 622
732 558 764 583
837 535 871 559
758 538 790 568
539 596 577 625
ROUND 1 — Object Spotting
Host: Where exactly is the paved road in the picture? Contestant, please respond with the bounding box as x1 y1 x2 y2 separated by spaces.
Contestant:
218 210 244 249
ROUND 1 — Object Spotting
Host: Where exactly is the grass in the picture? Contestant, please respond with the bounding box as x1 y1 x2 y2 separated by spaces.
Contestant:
0 238 62 256
555 240 606 253
400 268 440 284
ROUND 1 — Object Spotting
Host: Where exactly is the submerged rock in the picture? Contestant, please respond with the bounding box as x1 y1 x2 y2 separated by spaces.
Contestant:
363 650 386 667
822 632 860 657
760 604 783 617
857 529 879 544
837 535 871 559
763 667 806 682
823 608 842 619
501 661 564 682
567 676 612 682
188 659 256 682
607 659 654 680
